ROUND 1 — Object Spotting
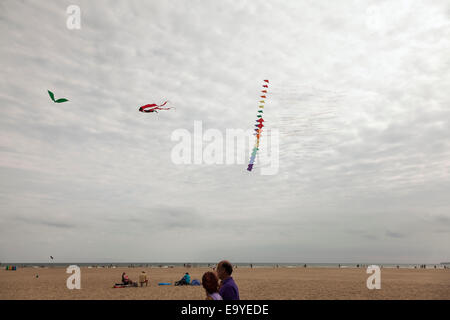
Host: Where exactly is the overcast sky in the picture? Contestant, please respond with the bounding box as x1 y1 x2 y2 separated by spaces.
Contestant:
0 0 449 264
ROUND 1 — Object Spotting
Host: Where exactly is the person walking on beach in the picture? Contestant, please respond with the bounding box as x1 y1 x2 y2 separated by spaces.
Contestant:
216 260 239 300
202 271 222 300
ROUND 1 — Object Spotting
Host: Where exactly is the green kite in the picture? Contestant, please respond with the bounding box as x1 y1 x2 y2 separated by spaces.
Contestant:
48 90 69 103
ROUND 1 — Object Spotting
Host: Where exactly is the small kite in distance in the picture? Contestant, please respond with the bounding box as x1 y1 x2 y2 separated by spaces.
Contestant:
139 101 175 113
50 256 54 260
48 90 69 103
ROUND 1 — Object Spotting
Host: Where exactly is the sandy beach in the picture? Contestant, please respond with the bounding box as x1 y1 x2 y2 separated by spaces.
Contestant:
0 267 449 300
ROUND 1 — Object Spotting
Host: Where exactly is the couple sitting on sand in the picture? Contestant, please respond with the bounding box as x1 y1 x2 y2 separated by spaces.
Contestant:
121 271 148 287
202 260 239 300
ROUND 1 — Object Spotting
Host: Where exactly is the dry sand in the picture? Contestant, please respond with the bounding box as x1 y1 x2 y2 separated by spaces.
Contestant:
0 267 449 300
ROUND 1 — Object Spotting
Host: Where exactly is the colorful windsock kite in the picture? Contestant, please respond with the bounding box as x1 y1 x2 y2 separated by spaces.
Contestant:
247 80 269 172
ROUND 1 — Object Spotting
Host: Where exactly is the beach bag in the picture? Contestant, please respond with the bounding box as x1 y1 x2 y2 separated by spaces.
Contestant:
191 279 201 286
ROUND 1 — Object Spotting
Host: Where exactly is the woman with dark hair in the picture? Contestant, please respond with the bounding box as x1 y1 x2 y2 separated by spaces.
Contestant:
121 272 133 285
202 271 222 300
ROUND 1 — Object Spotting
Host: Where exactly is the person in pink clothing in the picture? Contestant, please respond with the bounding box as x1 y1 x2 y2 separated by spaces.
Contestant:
121 272 134 285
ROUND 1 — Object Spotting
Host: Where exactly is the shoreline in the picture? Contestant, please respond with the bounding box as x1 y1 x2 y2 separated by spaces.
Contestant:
2 263 448 270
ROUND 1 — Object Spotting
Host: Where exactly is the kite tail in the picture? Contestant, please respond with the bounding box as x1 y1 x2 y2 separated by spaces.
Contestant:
247 80 269 172
155 106 175 111
158 101 175 110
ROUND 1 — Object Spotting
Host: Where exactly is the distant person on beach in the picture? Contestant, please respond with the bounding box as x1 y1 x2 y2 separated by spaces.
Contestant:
121 272 134 285
202 271 223 300
175 272 191 286
217 260 239 300
183 272 191 284
139 271 148 287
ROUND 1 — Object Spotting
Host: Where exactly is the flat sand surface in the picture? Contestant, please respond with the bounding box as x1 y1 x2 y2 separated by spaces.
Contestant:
0 267 449 300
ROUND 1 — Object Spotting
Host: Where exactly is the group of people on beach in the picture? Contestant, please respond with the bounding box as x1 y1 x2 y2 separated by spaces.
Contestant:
120 270 148 287
119 260 239 300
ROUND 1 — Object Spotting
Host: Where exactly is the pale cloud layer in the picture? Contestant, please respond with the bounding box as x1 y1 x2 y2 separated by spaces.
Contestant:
0 0 449 264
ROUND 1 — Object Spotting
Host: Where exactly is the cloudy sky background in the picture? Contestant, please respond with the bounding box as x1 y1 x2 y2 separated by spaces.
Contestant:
0 0 449 263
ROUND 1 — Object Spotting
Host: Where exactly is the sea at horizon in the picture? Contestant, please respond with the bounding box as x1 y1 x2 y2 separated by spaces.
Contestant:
2 262 448 268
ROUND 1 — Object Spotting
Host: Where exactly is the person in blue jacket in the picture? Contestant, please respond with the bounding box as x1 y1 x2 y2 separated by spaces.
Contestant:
175 272 191 286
